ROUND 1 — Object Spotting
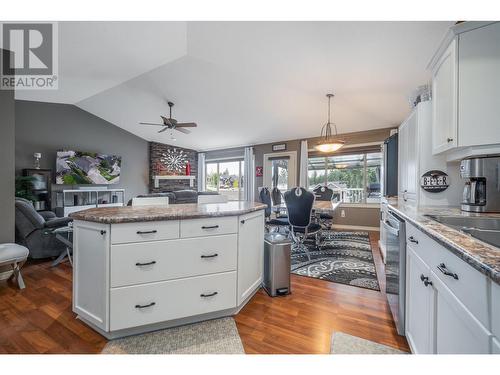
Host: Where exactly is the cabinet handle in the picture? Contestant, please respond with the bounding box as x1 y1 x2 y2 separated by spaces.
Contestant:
201 253 218 259
200 291 218 298
447 137 454 143
240 219 245 224
100 230 107 235
420 274 433 287
136 230 157 234
403 190 408 202
201 225 219 229
135 302 156 309
437 263 459 280
135 261 157 266
408 236 419 244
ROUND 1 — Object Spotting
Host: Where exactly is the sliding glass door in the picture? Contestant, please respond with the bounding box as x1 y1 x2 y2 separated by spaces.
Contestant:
205 159 245 201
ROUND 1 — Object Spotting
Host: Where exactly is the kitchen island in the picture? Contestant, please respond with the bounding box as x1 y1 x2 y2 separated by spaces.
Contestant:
70 201 266 339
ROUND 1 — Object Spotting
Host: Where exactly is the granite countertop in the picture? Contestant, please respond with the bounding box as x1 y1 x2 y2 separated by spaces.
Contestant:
388 200 500 284
70 201 267 224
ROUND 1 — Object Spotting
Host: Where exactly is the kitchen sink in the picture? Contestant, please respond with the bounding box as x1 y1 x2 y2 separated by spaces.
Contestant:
425 215 500 249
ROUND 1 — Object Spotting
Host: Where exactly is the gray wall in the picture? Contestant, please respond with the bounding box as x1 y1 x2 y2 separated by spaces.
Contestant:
15 100 149 203
0 51 15 242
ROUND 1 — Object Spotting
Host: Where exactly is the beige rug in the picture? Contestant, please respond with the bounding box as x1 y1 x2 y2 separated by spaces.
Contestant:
331 332 407 354
102 317 245 354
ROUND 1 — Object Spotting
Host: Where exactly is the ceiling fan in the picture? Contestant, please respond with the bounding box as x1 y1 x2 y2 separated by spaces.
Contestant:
139 101 197 134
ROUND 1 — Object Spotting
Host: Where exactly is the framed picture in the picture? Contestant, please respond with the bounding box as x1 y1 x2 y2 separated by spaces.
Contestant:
272 143 287 152
255 166 263 177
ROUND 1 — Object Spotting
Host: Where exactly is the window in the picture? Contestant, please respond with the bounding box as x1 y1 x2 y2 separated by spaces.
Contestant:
308 152 382 204
205 159 245 201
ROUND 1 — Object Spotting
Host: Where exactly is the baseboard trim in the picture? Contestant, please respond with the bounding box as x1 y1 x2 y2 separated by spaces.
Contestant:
332 224 380 232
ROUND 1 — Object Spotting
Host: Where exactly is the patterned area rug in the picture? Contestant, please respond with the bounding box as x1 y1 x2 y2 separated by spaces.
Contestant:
331 332 407 354
101 317 244 354
291 231 380 291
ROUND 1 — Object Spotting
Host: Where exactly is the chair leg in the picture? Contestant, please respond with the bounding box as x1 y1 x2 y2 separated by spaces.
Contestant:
12 262 26 290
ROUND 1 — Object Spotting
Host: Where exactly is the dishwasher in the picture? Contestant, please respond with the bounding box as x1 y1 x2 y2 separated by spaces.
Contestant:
384 210 406 336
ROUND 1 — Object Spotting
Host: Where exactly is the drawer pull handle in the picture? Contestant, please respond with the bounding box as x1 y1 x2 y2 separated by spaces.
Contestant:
135 302 156 309
136 230 158 235
100 230 107 235
201 253 218 259
420 274 433 287
437 263 459 280
201 225 219 230
240 219 245 224
135 261 157 266
200 292 218 298
408 236 419 244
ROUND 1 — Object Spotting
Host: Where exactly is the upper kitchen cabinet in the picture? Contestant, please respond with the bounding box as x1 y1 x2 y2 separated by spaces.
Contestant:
431 39 458 154
429 22 500 159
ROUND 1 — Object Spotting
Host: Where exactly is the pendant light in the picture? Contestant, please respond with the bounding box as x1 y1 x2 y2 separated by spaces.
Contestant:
315 93 345 153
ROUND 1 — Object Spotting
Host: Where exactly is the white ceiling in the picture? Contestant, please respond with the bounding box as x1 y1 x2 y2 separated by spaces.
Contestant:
17 21 453 150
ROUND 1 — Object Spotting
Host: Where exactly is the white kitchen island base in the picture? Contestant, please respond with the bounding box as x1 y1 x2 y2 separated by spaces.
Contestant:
70 203 266 339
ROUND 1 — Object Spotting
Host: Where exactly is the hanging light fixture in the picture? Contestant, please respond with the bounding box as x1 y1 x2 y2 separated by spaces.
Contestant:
315 93 345 153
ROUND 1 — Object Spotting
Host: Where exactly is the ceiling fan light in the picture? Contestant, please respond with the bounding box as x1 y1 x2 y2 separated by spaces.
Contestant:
315 140 345 153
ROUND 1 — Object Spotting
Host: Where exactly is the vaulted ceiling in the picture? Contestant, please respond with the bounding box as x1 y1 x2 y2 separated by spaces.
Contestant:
16 21 453 150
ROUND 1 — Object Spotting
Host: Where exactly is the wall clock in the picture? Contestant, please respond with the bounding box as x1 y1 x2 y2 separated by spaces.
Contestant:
160 148 188 174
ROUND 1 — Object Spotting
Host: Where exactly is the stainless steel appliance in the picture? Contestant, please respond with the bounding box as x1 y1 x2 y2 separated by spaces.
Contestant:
460 156 500 213
381 133 399 197
384 210 406 336
263 232 292 297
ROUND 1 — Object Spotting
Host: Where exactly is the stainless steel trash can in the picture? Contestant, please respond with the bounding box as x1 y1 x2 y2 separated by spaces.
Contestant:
263 232 292 297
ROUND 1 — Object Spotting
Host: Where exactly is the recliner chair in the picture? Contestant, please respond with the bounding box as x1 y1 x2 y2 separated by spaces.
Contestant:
15 198 72 259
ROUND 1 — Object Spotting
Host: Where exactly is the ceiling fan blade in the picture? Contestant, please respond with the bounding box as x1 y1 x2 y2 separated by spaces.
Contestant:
140 122 164 126
158 127 169 133
176 122 197 128
175 127 191 134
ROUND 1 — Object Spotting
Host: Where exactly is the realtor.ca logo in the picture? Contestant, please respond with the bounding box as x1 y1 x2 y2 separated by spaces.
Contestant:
0 22 58 90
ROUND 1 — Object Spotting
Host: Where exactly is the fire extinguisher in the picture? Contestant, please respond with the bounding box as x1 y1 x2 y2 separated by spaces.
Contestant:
185 161 191 176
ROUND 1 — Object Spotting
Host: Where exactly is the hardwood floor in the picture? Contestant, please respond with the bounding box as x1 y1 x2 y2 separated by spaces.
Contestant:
235 232 410 353
0 232 409 354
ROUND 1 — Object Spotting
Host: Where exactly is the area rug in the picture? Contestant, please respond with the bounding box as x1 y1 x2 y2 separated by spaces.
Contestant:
330 332 407 354
101 317 245 354
290 231 380 291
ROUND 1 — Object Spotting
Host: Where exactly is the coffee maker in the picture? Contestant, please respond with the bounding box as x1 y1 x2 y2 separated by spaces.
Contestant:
460 156 500 213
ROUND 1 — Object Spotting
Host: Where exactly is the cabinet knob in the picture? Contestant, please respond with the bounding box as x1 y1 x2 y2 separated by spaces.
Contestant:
420 274 433 287
447 138 454 143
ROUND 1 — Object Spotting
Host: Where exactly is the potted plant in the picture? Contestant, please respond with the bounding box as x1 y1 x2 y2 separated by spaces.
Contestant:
15 175 36 202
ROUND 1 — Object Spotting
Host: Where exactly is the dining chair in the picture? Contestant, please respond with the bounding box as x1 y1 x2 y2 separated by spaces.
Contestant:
284 187 321 260
313 186 335 234
271 187 287 218
259 188 289 233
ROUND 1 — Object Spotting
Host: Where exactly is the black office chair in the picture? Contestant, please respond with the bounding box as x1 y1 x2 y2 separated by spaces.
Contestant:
284 187 321 260
313 186 334 235
259 188 289 233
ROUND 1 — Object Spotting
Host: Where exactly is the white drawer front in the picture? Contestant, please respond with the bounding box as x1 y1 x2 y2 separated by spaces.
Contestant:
492 282 500 338
110 235 238 287
111 221 179 244
406 223 489 328
180 216 237 238
110 272 237 331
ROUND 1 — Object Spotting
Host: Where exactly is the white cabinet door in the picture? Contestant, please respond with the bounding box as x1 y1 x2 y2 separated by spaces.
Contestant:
237 211 264 305
406 246 434 354
432 38 458 154
405 109 418 200
458 22 500 147
73 220 110 331
492 337 500 354
433 275 491 354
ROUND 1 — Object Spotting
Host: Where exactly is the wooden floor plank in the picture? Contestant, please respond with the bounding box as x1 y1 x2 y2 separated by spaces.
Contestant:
0 232 408 354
